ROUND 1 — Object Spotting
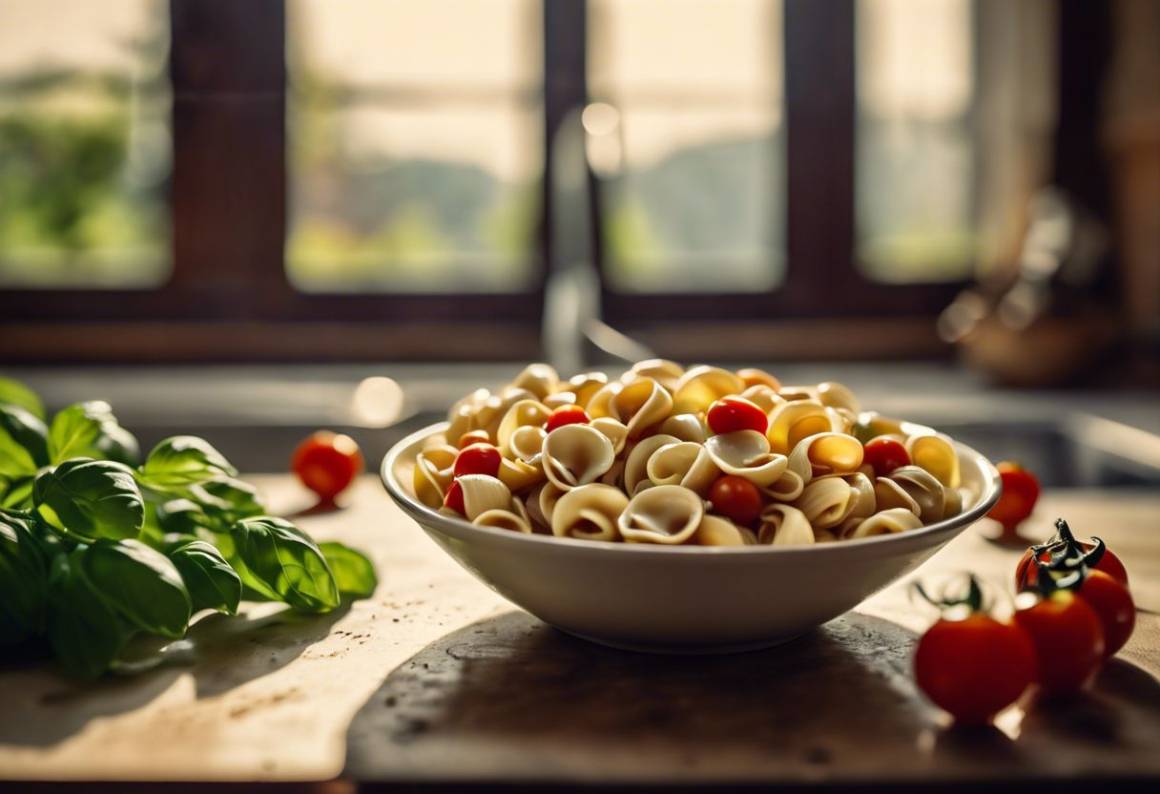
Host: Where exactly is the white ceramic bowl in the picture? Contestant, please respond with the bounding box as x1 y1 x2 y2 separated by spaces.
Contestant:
381 423 1001 653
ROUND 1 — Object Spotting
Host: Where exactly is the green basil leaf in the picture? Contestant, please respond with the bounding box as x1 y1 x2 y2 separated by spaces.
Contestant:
48 401 129 464
33 459 145 542
77 539 192 638
190 477 265 520
318 541 377 599
0 513 49 645
154 498 211 536
167 540 242 615
230 517 339 613
140 436 237 490
0 376 45 419
0 404 49 478
1 476 34 510
47 552 131 679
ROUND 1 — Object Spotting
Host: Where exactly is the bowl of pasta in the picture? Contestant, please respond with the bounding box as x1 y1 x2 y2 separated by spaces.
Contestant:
381 361 1001 653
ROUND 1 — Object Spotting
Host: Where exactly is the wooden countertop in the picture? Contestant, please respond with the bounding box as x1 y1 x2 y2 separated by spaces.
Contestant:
1 477 1157 786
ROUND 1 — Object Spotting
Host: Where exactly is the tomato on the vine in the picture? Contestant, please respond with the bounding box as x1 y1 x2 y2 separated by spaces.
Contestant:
862 437 910 477
914 612 1037 724
1015 518 1129 591
454 443 502 478
706 396 768 436
1075 570 1135 658
1013 590 1104 694
545 405 590 433
708 475 763 525
988 461 1040 533
292 431 364 501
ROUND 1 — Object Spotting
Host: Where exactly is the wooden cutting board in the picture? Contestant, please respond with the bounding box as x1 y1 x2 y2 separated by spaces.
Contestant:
0 478 1157 786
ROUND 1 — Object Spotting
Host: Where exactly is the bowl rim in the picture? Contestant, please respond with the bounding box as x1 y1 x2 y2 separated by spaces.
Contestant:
381 421 1002 557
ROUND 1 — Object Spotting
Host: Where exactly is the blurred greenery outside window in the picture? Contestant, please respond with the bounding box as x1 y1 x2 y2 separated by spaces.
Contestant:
856 0 978 282
0 0 171 289
285 0 544 293
588 0 786 294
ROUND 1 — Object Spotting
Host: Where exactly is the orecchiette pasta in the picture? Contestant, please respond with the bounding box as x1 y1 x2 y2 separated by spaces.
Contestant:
418 361 982 547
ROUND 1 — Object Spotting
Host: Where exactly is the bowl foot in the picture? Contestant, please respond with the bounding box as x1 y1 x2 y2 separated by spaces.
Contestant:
553 626 807 655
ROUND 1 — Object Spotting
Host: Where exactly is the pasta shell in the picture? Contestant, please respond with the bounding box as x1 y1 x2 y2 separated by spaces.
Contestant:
564 371 609 407
542 391 577 409
476 388 537 437
874 476 921 516
737 367 781 390
498 456 544 493
618 485 705 545
610 377 674 438
739 384 784 413
846 508 923 539
778 385 820 402
446 387 491 442
589 417 629 455
888 465 947 523
844 472 877 522
457 474 513 522
943 487 964 519
413 445 457 508
906 433 962 488
551 483 629 542
672 365 745 414
757 504 815 545
704 430 788 487
508 424 547 464
537 482 566 525
541 423 616 491
762 469 806 502
817 381 860 413
474 506 533 534
584 381 623 419
659 413 707 443
510 363 559 400
794 477 856 530
496 399 551 454
645 441 720 496
623 434 681 495
787 432 865 477
694 515 755 546
767 400 836 454
600 459 626 489
623 358 685 391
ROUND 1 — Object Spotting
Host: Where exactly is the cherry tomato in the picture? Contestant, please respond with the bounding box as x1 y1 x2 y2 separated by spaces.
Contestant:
1014 590 1104 695
1015 520 1129 592
862 437 910 477
545 405 590 433
1075 570 1135 658
457 430 491 449
737 368 781 391
443 479 465 515
914 613 1037 724
988 462 1040 532
708 475 763 525
454 443 502 478
292 431 364 501
707 396 768 436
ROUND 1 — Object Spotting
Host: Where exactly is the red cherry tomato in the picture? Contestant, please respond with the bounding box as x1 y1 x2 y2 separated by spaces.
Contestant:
1015 520 1129 592
1075 570 1135 658
457 430 491 449
443 479 465 515
454 443 502 478
1014 590 1105 695
914 613 1037 724
545 405 590 433
707 397 768 436
708 475 763 525
862 437 911 477
292 431 363 501
988 462 1040 533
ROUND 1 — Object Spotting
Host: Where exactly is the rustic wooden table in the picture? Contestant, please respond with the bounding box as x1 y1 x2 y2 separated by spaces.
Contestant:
1 476 1157 788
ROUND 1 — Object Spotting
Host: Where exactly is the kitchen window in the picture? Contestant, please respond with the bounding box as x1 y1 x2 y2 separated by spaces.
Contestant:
0 0 1054 362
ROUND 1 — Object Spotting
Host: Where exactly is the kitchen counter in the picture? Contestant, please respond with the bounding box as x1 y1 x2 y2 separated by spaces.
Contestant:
1 477 1157 788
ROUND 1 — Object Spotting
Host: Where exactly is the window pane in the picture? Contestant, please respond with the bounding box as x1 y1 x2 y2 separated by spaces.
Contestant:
287 0 542 293
0 0 171 288
589 0 784 293
856 0 976 282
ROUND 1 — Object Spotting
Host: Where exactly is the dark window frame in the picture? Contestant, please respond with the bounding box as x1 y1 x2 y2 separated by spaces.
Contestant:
0 0 974 363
